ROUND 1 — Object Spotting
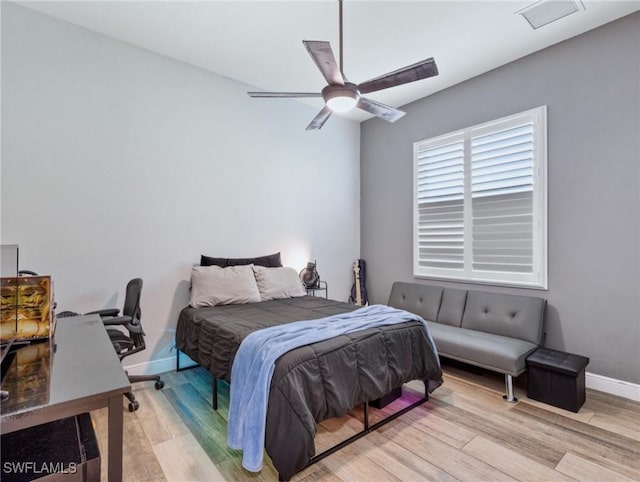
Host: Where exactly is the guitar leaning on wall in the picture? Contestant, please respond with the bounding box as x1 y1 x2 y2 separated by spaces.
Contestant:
349 259 369 306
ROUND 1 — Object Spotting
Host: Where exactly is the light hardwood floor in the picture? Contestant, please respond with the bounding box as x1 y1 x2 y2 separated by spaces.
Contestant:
92 363 640 482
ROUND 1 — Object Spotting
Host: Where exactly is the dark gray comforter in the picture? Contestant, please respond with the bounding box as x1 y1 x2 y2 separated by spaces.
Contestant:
176 296 443 480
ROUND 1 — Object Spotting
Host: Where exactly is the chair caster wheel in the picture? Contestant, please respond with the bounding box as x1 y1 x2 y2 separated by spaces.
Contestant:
128 401 139 412
155 380 164 390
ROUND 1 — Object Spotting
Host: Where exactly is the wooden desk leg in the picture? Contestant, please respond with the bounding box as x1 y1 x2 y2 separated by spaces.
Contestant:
107 395 124 482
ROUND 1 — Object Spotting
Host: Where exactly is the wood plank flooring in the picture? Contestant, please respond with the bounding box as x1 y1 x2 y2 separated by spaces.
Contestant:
91 363 640 481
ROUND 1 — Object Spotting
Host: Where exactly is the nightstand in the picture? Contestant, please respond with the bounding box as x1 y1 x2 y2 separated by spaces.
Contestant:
306 280 328 299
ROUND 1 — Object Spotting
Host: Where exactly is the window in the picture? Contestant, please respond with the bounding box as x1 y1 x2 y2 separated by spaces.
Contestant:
413 106 547 289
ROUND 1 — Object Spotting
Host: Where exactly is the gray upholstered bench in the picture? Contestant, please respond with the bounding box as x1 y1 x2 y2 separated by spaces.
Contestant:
388 281 546 401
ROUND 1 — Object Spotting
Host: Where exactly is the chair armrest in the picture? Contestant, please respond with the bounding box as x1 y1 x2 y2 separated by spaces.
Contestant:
102 315 131 326
86 308 120 317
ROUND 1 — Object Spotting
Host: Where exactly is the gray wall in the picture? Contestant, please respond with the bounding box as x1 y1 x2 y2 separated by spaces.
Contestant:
361 13 640 384
1 3 361 370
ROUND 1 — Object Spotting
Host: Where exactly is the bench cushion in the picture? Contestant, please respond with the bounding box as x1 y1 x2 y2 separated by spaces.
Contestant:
436 288 467 327
427 321 538 376
387 282 443 322
461 291 546 345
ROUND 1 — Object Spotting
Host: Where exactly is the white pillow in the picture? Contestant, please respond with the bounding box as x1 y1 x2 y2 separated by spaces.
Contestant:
252 266 306 301
190 265 260 307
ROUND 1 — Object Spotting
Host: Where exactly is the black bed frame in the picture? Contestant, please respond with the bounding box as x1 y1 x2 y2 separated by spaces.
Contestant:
176 347 429 481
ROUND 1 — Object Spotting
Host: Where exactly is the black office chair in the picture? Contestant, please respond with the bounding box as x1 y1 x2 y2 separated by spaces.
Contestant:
87 278 164 412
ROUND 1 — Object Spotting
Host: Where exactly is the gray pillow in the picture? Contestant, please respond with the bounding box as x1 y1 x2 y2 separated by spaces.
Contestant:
252 266 306 301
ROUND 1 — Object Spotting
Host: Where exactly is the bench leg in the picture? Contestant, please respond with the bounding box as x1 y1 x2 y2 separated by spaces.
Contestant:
503 374 518 402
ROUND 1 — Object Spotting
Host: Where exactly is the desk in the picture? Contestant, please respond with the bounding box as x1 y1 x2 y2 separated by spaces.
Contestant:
1 315 130 482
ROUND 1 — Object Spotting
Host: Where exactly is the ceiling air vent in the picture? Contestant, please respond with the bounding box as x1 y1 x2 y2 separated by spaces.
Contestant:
517 0 584 30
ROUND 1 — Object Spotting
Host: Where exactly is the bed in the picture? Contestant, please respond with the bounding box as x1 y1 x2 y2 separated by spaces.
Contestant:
175 255 443 480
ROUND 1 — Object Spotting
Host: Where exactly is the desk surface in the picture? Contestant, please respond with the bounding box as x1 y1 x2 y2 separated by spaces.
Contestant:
1 314 130 432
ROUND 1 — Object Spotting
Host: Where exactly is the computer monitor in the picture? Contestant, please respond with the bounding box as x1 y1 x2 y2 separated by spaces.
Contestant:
1 244 19 277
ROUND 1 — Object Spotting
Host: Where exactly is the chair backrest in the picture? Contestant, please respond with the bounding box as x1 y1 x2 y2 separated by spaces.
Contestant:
123 278 143 320
122 278 145 348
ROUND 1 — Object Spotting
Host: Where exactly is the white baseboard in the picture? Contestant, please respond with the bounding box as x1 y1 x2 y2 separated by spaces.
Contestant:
125 358 640 402
123 353 196 376
586 371 640 402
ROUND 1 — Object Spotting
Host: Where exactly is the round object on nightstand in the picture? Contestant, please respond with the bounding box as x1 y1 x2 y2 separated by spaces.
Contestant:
299 261 320 289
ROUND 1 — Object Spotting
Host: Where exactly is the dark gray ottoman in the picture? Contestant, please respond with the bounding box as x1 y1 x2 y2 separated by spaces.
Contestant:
526 348 589 412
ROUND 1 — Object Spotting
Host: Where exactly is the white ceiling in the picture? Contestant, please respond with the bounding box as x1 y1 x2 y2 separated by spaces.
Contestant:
19 0 640 122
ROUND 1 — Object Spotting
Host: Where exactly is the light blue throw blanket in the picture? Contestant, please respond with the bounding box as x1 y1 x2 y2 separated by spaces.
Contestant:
227 304 437 472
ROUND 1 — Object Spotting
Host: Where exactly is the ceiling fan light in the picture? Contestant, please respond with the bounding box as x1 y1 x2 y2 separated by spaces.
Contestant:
326 95 357 112
323 85 360 113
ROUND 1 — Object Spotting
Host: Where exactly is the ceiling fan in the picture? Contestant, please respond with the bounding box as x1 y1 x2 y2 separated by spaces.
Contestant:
247 0 439 130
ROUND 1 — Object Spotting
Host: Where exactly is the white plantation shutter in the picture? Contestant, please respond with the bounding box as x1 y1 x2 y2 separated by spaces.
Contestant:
415 136 465 270
471 122 534 273
414 107 547 288
471 192 533 273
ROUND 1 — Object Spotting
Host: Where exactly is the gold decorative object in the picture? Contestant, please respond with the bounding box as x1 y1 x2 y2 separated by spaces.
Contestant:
1 275 55 342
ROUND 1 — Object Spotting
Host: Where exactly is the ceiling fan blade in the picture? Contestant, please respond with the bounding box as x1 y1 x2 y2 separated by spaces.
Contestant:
247 92 322 98
357 97 406 123
357 58 438 94
306 106 332 130
303 40 344 86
